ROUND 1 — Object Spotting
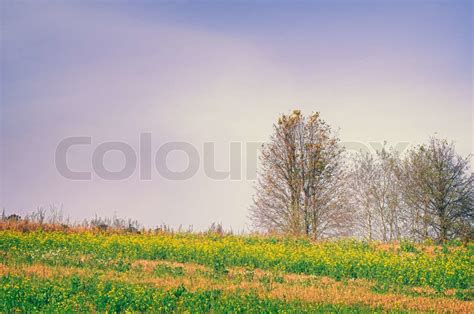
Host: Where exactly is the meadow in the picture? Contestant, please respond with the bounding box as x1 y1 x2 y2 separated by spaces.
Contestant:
0 225 473 313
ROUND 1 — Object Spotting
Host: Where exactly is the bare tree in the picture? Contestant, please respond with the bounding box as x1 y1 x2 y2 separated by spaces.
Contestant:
349 146 402 242
397 146 433 241
399 137 473 243
249 110 350 238
48 204 64 224
33 206 47 225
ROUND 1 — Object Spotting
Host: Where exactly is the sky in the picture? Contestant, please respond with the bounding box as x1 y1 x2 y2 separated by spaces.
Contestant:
1 0 472 231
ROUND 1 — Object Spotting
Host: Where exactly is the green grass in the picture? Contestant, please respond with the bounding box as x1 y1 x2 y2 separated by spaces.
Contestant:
1 231 471 291
0 230 472 312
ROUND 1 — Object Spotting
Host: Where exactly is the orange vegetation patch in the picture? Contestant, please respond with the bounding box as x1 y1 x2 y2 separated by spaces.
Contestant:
0 263 88 278
0 263 8 275
22 264 53 278
131 259 160 272
376 243 400 252
412 286 438 296
266 281 473 313
0 263 53 278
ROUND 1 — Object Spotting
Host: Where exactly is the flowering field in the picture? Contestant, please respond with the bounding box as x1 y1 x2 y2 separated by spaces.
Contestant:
0 229 473 312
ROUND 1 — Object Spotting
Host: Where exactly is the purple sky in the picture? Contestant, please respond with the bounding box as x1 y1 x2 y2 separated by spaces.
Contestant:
1 1 472 230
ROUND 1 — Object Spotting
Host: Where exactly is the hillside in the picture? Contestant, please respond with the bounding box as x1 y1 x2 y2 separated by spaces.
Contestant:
0 226 473 312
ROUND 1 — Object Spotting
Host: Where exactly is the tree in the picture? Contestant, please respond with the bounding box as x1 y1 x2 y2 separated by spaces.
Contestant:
349 146 402 242
397 146 433 241
399 137 473 243
348 151 377 241
249 110 350 238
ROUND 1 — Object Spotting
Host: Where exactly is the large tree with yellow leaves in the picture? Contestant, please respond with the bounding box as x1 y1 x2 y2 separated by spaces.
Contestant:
249 110 351 238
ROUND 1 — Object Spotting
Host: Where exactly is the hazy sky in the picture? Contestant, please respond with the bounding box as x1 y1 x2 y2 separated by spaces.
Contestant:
1 0 472 231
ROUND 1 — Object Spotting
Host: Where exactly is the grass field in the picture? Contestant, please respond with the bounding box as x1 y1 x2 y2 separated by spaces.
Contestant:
0 226 473 312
